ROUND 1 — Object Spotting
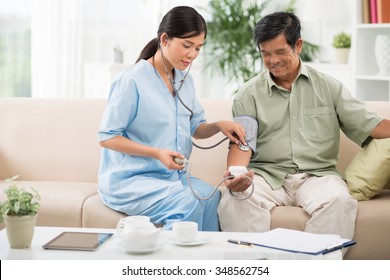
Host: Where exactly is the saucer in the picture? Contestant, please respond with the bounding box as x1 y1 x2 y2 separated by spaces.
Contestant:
167 237 210 246
119 242 163 254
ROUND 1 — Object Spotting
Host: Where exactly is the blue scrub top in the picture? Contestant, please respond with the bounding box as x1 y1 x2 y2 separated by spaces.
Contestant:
97 60 206 214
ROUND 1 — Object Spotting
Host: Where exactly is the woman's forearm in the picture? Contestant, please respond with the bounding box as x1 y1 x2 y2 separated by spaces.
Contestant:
99 135 160 159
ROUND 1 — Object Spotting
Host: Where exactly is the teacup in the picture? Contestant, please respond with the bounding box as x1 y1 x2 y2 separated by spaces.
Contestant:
172 221 198 243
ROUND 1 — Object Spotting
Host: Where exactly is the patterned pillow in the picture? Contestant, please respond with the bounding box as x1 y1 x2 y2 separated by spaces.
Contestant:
345 138 390 201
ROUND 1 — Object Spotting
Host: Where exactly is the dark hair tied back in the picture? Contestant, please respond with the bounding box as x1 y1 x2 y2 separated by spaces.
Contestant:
136 6 207 63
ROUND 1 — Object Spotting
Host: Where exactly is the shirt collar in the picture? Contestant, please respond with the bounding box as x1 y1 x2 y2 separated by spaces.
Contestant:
299 60 310 79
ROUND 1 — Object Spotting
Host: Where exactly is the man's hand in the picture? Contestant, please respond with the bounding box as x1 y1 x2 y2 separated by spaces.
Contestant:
224 168 254 192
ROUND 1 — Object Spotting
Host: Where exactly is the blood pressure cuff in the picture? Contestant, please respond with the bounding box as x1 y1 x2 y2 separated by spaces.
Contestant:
232 115 258 154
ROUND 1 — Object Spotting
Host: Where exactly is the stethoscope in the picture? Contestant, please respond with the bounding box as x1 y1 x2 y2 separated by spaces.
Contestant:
154 44 254 201
158 44 250 152
158 42 194 118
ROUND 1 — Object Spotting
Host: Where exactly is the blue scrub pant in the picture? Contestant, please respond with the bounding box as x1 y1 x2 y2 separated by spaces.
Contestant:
139 176 221 231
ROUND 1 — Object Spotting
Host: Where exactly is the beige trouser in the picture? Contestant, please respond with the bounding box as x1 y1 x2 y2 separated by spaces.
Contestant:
218 173 358 239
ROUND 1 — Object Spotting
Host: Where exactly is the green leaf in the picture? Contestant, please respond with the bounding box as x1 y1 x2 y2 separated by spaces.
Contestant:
0 176 40 223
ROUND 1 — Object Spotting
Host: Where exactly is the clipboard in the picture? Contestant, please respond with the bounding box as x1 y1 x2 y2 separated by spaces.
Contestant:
42 231 113 251
232 228 356 255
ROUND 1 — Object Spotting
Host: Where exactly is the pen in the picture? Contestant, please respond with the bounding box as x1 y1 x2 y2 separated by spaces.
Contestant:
227 239 252 246
325 242 345 251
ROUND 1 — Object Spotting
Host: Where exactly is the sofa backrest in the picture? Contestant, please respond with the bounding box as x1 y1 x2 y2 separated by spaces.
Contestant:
0 98 106 183
0 98 389 189
189 99 232 185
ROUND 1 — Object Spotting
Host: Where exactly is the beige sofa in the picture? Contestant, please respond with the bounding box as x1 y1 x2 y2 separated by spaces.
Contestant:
0 98 389 260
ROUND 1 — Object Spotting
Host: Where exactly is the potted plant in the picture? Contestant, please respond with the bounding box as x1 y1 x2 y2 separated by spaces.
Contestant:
332 32 351 64
113 44 124 64
0 175 40 248
204 0 268 86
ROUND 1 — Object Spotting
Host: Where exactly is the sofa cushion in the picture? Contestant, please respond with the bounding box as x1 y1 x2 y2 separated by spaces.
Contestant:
344 190 390 260
270 206 309 231
345 138 390 201
82 194 126 228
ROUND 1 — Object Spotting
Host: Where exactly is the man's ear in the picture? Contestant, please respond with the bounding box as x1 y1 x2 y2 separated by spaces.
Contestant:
296 38 303 55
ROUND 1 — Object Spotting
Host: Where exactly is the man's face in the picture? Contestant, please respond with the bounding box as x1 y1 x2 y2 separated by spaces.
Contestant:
259 34 302 82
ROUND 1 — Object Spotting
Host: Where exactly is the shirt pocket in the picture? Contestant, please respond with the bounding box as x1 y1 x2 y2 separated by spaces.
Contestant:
303 106 337 143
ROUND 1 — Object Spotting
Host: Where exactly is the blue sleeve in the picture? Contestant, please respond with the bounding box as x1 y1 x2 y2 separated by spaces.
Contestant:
179 74 205 136
98 77 139 142
190 97 206 136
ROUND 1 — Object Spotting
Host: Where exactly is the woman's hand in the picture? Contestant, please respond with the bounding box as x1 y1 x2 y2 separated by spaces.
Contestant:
223 168 254 193
156 149 185 170
217 121 247 146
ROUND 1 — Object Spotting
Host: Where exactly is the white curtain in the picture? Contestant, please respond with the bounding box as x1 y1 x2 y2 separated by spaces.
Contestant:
31 0 162 98
30 0 226 99
32 0 81 98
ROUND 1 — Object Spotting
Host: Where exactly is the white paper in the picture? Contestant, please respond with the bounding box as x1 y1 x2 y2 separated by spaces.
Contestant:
240 228 354 254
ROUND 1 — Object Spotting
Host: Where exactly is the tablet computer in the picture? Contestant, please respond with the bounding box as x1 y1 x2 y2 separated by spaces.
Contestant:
42 231 113 251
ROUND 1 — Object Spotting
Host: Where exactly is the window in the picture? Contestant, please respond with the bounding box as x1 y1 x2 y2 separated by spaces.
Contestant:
0 0 31 97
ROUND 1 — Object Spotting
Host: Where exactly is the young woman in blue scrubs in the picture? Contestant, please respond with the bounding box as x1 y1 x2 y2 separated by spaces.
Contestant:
97 6 246 231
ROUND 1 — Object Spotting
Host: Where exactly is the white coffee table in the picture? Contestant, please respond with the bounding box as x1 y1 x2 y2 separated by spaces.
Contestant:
0 226 342 260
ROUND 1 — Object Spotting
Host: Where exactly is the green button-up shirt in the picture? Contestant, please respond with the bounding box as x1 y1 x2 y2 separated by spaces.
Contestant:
233 62 382 190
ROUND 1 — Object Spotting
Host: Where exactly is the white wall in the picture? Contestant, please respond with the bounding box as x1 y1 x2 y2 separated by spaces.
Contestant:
298 0 353 63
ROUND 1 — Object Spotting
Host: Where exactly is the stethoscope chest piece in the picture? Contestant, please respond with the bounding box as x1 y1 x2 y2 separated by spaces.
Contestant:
238 142 250 151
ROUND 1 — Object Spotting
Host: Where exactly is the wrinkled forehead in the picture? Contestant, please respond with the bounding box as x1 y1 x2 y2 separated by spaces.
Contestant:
259 34 290 51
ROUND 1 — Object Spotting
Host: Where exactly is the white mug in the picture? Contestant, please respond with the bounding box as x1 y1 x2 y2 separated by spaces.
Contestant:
172 221 198 243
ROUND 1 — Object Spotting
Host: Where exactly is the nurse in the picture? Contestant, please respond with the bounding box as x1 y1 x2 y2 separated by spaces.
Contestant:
97 6 246 231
